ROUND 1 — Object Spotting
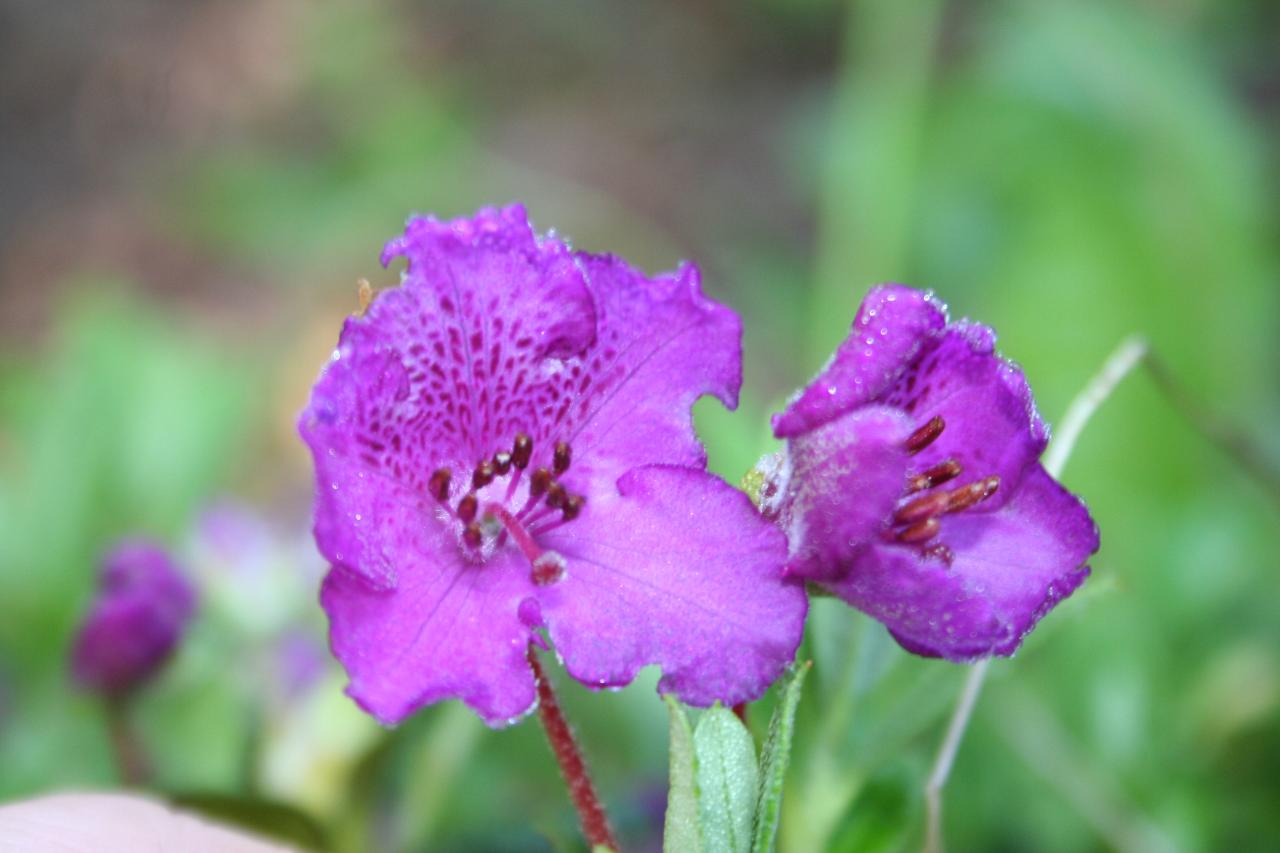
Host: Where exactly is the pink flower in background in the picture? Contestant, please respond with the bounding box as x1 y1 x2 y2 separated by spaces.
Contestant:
765 285 1098 660
71 540 196 697
299 205 805 726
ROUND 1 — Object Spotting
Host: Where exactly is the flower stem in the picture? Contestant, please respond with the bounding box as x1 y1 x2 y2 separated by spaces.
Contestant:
105 697 150 787
526 646 619 852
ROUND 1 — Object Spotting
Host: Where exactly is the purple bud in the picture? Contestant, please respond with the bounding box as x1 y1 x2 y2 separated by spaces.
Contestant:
70 539 196 698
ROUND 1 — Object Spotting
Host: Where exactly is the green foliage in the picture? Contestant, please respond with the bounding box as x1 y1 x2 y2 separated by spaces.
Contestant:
694 707 758 853
752 662 810 853
663 696 702 852
665 666 811 853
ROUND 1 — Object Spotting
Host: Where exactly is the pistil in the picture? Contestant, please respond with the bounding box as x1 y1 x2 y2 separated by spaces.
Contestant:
488 504 546 565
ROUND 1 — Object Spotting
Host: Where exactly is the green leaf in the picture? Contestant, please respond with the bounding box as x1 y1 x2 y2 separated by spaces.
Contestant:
694 706 758 853
664 695 702 853
752 661 812 853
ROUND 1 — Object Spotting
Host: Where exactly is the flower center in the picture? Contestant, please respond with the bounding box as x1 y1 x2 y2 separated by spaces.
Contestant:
890 416 999 565
426 433 585 584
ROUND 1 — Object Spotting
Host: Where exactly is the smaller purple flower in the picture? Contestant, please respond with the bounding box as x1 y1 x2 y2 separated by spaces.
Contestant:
70 539 196 697
764 285 1099 660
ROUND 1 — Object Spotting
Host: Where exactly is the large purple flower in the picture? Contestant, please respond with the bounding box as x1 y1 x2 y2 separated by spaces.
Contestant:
299 205 805 726
764 285 1098 660
70 539 197 697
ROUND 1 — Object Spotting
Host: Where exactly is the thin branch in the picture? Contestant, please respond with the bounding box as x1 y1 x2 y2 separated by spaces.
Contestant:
1144 350 1280 510
922 658 989 853
921 335 1147 853
1043 335 1149 479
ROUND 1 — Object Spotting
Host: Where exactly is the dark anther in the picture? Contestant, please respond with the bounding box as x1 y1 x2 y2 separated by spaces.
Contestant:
562 494 585 521
428 468 452 501
472 460 496 490
553 441 572 474
907 459 962 493
529 467 553 498
462 522 483 549
511 433 533 469
893 490 952 526
457 493 478 524
944 476 1000 513
895 517 940 544
922 542 955 566
545 482 567 510
904 415 945 455
493 452 512 475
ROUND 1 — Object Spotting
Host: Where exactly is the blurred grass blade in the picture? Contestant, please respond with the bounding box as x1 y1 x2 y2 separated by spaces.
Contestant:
694 706 758 853
752 661 811 853
664 696 702 853
398 702 483 849
169 792 328 851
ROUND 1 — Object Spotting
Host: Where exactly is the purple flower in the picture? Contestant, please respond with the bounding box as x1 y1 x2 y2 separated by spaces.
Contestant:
70 539 197 697
764 285 1098 660
299 205 805 726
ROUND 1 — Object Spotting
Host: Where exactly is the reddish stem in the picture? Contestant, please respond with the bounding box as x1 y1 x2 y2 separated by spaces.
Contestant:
105 697 150 787
527 646 620 852
732 702 750 727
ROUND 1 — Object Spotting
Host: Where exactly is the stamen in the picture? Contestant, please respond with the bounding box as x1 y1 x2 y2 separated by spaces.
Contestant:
472 461 496 490
895 475 1001 525
529 467 553 498
521 500 560 529
907 459 962 494
905 416 945 454
545 482 567 510
428 468 452 501
457 493 478 524
922 542 955 566
896 517 941 543
562 494 585 521
493 452 512 475
553 441 572 474
462 522 483 549
944 476 1000 513
512 433 533 470
894 490 953 526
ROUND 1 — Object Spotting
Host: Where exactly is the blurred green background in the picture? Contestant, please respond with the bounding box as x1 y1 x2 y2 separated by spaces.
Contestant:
1 0 1277 850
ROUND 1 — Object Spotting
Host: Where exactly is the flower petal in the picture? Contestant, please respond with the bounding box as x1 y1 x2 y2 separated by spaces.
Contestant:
537 465 806 706
320 532 538 727
880 322 1048 508
557 256 742 493
300 205 596 502
772 285 946 438
299 206 601 584
773 406 913 581
824 465 1097 660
